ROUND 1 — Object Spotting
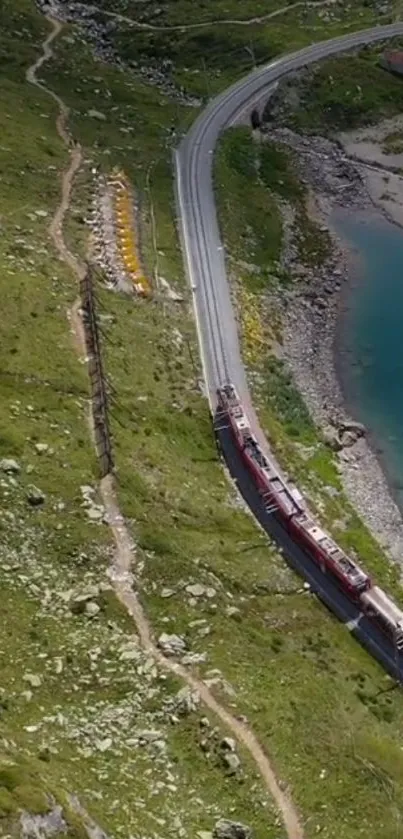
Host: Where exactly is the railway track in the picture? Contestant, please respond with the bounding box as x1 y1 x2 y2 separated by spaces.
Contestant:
175 21 403 680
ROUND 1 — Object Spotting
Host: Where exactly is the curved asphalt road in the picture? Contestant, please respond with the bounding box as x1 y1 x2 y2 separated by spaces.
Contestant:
174 22 403 680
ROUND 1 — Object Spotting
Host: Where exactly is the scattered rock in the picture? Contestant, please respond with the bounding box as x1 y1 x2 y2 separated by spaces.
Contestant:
119 642 140 662
213 819 252 839
137 730 163 745
225 606 241 618
87 507 104 521
85 601 101 618
161 587 175 598
182 651 207 665
20 806 67 839
23 673 42 688
34 442 49 454
95 737 112 752
88 109 107 120
172 686 200 715
220 737 236 752
26 485 45 506
322 425 342 451
185 583 206 598
222 752 241 773
157 633 187 656
0 458 20 474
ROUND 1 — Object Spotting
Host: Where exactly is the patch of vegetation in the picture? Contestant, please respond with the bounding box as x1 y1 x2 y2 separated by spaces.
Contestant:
214 128 284 291
0 3 283 838
382 130 403 154
78 0 385 99
263 357 314 441
263 42 403 134
60 21 403 839
4 1 403 838
214 127 329 293
212 101 403 838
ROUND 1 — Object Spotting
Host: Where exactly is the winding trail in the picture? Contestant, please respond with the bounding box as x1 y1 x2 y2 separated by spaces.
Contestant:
26 14 304 839
94 0 336 32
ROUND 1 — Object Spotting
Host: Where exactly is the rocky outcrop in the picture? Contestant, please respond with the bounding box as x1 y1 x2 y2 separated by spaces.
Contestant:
157 632 187 656
213 819 252 839
20 806 67 838
323 419 366 451
0 458 20 473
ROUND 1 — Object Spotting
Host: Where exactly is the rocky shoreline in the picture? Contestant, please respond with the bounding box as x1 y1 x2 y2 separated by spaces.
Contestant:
265 124 403 567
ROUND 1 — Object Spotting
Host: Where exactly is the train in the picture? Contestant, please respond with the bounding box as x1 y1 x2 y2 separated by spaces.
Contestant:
217 382 403 653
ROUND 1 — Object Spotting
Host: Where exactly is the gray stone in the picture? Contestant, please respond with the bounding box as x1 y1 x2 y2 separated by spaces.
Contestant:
85 601 100 618
95 737 112 752
88 109 107 120
221 736 236 752
185 583 206 598
23 673 42 688
137 730 162 745
20 806 67 839
26 485 45 506
157 633 187 656
87 507 104 521
213 819 251 839
174 686 200 715
225 606 241 618
322 425 342 451
222 752 241 773
119 647 140 661
34 442 49 454
182 651 207 665
0 458 20 474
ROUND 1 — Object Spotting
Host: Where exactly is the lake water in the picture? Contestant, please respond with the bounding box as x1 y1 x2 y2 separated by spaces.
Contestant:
333 209 403 510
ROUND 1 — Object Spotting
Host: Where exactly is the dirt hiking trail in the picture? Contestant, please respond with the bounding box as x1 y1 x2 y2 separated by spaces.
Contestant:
26 14 304 839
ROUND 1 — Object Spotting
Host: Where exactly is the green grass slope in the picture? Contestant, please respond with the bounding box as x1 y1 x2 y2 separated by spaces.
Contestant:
214 125 403 838
263 39 403 133
3 1 403 838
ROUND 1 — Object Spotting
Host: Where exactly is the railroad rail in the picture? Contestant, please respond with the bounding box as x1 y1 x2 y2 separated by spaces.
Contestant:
175 21 403 679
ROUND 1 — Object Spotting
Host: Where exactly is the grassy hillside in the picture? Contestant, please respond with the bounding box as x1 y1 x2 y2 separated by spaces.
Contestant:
0 3 282 837
3 0 403 838
214 126 403 838
263 39 403 133
77 0 387 99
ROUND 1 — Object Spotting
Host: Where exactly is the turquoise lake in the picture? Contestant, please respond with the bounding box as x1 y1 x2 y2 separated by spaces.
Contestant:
333 210 403 510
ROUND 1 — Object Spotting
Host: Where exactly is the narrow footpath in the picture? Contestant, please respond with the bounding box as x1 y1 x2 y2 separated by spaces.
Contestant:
26 14 304 839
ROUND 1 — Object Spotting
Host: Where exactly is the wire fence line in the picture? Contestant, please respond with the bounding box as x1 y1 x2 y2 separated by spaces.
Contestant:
80 265 114 478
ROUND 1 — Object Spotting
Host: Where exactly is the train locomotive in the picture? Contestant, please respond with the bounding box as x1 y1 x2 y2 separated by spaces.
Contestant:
217 382 403 653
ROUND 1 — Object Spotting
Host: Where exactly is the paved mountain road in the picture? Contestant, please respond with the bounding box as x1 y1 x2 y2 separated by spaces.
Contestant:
175 22 403 680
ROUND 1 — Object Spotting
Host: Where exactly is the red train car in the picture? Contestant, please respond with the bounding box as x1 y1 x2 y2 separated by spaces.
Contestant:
217 383 403 657
217 385 303 518
361 586 403 650
217 383 371 598
217 384 251 449
290 514 371 598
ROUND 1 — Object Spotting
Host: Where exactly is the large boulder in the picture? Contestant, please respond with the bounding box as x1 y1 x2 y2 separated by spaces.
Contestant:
213 819 252 839
0 458 20 474
157 633 187 656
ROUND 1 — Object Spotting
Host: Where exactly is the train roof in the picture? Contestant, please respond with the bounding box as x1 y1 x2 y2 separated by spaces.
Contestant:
300 518 369 586
243 437 303 516
361 586 403 629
